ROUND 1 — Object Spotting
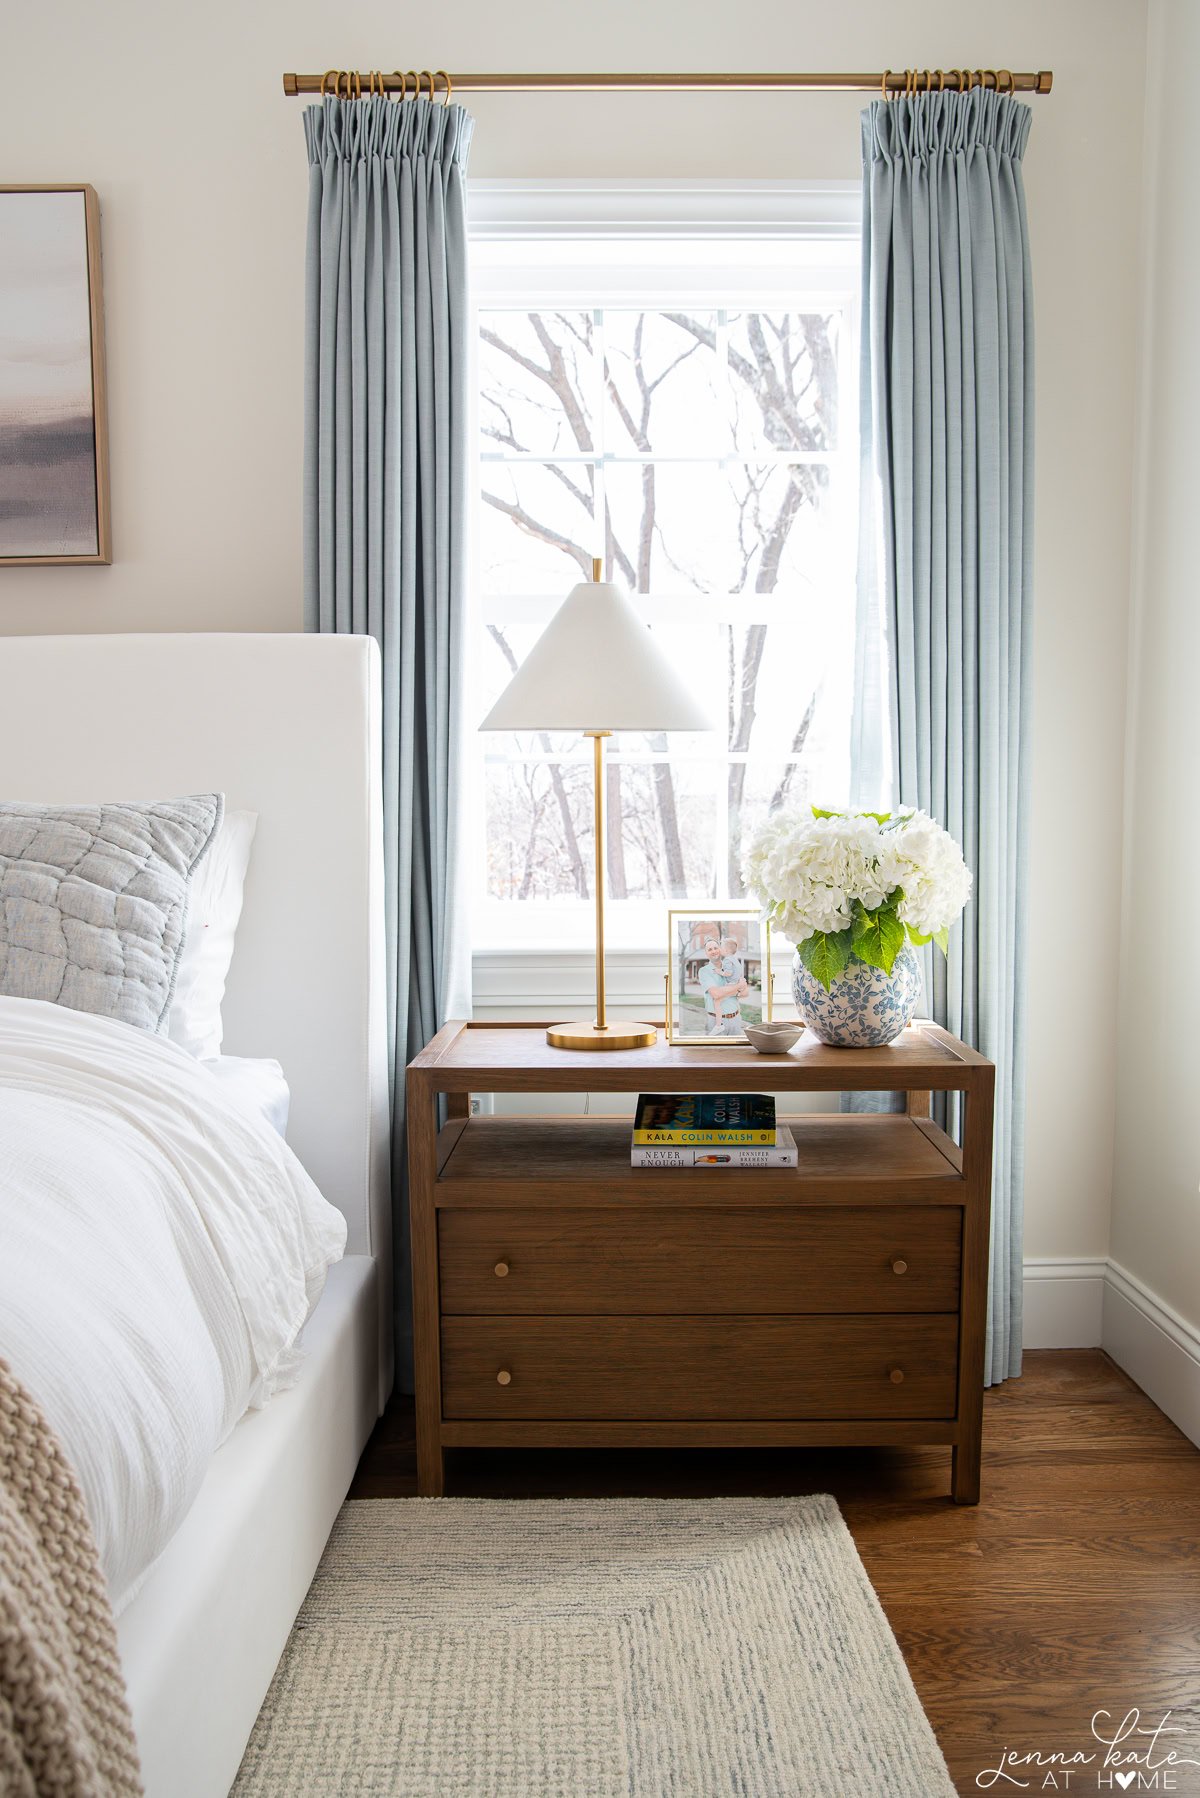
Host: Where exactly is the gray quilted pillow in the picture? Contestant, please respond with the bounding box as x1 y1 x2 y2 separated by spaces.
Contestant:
0 795 224 1033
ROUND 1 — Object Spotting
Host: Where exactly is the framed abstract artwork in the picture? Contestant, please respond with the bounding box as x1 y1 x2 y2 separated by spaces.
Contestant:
0 184 111 565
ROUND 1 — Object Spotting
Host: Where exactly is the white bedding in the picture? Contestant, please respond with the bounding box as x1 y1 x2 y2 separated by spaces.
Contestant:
0 996 346 1612
199 1054 291 1137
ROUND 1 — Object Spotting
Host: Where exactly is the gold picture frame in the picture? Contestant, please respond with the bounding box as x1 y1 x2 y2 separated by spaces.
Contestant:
666 908 773 1045
0 184 111 566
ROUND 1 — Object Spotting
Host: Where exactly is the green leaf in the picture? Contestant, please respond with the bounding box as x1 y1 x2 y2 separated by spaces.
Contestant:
810 806 842 820
905 922 951 955
862 811 893 825
851 901 907 974
798 928 853 991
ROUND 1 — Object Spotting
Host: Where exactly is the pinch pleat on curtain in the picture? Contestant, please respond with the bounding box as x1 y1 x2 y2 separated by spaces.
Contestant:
303 95 474 1390
852 90 1034 1385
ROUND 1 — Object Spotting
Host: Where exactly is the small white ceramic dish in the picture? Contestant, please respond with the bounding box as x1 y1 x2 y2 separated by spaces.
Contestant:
745 1021 803 1054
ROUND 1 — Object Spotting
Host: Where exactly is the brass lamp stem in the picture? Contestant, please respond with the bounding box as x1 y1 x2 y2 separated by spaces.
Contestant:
586 728 610 1030
589 553 608 1031
543 551 657 1051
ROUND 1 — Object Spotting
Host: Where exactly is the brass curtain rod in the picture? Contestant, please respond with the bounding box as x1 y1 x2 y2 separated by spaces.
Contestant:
282 68 1054 101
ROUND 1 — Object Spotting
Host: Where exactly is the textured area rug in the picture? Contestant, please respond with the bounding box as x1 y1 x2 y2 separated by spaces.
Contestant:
233 1495 954 1797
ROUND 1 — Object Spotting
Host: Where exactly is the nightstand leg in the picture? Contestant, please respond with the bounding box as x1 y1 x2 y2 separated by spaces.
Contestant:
953 1079 993 1508
951 1441 981 1505
417 1439 445 1498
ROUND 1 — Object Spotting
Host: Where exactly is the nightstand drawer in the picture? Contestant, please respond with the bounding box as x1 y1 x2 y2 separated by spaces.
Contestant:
439 1207 962 1315
441 1315 959 1420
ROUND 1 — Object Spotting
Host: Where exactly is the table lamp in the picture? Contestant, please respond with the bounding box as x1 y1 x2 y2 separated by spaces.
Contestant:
480 559 714 1049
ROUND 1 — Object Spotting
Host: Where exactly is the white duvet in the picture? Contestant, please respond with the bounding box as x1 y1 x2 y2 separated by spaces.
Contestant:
0 995 346 1611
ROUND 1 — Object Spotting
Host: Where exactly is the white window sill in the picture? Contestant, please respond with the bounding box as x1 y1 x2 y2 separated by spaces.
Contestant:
471 945 799 1023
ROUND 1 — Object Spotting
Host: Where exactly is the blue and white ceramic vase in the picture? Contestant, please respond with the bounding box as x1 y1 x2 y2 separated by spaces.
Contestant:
791 942 923 1048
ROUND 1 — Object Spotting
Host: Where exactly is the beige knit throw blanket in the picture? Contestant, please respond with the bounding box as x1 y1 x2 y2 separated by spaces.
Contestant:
0 1358 142 1797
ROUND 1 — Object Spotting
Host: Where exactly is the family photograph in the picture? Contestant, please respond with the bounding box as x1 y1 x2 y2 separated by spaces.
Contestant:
671 915 765 1041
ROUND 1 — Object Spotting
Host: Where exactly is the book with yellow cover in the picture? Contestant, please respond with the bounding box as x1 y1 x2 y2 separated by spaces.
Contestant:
632 1092 776 1146
632 1126 797 1167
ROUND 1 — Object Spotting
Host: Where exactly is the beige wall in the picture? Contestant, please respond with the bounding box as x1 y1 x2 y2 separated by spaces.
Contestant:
0 0 1148 1262
1111 0 1200 1329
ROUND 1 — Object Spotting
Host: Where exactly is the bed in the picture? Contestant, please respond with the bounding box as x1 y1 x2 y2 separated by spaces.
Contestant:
0 631 391 1798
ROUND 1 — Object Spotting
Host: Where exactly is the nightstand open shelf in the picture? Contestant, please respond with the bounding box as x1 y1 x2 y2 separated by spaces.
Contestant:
433 1114 966 1206
407 1020 994 1503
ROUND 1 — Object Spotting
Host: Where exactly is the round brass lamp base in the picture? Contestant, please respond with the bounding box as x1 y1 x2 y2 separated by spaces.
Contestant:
546 1020 658 1051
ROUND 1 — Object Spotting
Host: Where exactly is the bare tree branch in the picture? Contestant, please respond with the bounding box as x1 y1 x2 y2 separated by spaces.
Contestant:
480 304 843 903
768 688 820 814
481 490 592 581
488 623 589 898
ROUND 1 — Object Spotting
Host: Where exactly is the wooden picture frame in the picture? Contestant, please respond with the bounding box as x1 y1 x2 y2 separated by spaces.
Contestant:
0 184 111 566
666 908 772 1045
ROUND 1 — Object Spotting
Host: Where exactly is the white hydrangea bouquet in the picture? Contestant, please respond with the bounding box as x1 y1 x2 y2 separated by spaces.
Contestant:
743 805 972 991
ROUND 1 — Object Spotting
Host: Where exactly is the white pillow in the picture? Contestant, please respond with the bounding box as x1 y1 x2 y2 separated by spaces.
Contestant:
168 808 257 1059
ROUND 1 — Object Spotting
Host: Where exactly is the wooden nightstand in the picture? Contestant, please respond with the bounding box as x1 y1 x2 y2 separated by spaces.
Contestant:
406 1021 994 1503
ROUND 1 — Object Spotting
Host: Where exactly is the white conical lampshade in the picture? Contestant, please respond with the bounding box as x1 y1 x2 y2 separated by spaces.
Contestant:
479 579 714 733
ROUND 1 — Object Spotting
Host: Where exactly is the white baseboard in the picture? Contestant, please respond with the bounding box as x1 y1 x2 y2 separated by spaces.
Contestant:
1022 1258 1106 1348
1021 1256 1200 1449
1101 1260 1200 1449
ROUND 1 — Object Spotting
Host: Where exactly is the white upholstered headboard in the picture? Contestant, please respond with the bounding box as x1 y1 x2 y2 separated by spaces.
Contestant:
0 633 390 1275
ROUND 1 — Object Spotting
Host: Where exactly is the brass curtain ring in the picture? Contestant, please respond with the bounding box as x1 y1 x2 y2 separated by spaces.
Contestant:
880 68 892 102
391 69 407 102
997 68 1013 95
437 68 452 106
934 69 945 91
320 68 338 99
420 68 435 102
406 68 421 101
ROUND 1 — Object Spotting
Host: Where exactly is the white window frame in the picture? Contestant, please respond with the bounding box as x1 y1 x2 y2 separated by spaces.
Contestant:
466 179 861 1019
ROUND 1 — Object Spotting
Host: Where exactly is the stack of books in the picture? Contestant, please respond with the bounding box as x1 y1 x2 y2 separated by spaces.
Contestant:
631 1093 797 1167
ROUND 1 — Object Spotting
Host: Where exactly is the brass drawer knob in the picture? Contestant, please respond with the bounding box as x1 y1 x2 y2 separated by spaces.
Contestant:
496 1369 512 1386
891 1258 908 1275
494 1261 510 1277
889 1367 905 1384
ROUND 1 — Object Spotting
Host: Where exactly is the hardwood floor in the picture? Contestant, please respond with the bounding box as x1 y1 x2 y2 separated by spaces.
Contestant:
352 1350 1200 1797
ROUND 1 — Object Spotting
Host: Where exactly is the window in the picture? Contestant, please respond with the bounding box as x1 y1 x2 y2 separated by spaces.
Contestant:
470 187 861 954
